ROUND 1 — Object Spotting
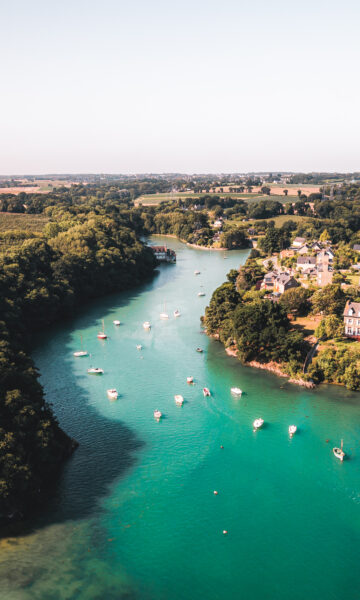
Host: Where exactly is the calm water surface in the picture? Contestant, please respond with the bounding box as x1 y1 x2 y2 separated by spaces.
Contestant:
1 237 360 600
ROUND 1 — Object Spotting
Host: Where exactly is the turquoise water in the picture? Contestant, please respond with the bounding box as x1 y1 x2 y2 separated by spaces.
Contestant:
1 236 360 600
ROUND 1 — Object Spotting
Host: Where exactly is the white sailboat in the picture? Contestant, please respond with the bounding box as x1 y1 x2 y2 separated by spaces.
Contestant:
174 395 184 406
160 302 169 319
174 309 181 317
113 319 121 326
198 291 205 297
154 409 162 420
97 319 107 339
333 439 345 461
143 321 151 330
187 376 194 383
289 425 297 437
107 389 118 400
253 418 264 430
194 270 201 275
73 335 88 357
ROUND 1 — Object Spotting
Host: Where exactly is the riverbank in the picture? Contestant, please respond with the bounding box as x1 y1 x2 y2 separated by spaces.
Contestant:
224 344 315 388
151 233 234 252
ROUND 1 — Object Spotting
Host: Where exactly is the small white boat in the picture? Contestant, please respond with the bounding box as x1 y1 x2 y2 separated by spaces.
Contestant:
107 389 118 400
333 439 345 461
87 367 104 375
231 387 242 396
289 425 297 437
174 395 184 406
143 321 151 329
113 320 121 326
160 302 169 319
154 409 162 420
174 309 181 317
198 292 205 297
194 270 201 275
73 335 88 357
97 319 107 339
187 376 194 384
196 347 203 353
136 344 142 350
253 418 264 430
203 387 211 397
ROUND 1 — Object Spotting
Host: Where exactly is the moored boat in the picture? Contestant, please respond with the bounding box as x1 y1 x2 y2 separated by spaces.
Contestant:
196 347 203 353
198 291 205 297
87 367 104 375
154 409 162 420
194 270 201 275
113 320 121 326
174 309 181 317
107 389 118 400
253 418 264 430
333 439 345 461
174 395 184 406
143 321 151 329
231 387 242 396
187 376 194 383
97 319 107 339
203 387 211 397
73 335 88 357
160 302 169 319
289 425 297 437
136 344 142 350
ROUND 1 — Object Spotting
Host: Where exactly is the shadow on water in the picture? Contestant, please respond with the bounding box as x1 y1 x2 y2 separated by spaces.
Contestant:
1 278 167 539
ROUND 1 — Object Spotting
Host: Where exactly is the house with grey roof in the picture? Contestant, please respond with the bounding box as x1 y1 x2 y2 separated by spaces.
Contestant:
343 301 360 339
296 256 317 271
273 273 299 294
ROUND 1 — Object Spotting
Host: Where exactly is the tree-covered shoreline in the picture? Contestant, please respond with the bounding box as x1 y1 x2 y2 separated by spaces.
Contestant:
0 198 156 520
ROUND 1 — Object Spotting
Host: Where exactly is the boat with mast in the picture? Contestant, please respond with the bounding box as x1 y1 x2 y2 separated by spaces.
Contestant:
73 335 88 357
160 302 169 319
97 320 107 339
289 425 297 437
333 439 345 461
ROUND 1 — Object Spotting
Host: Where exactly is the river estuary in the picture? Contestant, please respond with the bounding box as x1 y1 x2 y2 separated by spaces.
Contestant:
1 236 359 600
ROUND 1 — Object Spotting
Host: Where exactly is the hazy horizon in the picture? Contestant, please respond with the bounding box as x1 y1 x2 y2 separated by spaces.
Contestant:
1 0 359 173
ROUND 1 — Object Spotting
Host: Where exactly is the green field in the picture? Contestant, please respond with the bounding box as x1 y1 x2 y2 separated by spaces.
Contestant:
231 214 311 228
0 212 49 232
135 192 292 206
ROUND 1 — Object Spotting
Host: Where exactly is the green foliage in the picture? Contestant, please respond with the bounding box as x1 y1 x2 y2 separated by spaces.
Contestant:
279 287 311 316
311 284 346 316
258 225 290 254
315 315 343 340
309 346 360 390
219 226 249 249
232 300 307 364
236 260 264 291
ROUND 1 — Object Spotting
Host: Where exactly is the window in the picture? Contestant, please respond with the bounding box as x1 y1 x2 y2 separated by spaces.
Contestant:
348 319 353 324
348 329 353 335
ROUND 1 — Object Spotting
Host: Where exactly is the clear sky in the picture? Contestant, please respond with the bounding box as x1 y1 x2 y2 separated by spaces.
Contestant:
1 0 359 174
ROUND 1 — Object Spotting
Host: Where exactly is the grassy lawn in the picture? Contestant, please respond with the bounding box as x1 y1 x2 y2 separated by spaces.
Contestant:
292 315 320 337
135 192 293 206
230 214 311 228
0 213 49 233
